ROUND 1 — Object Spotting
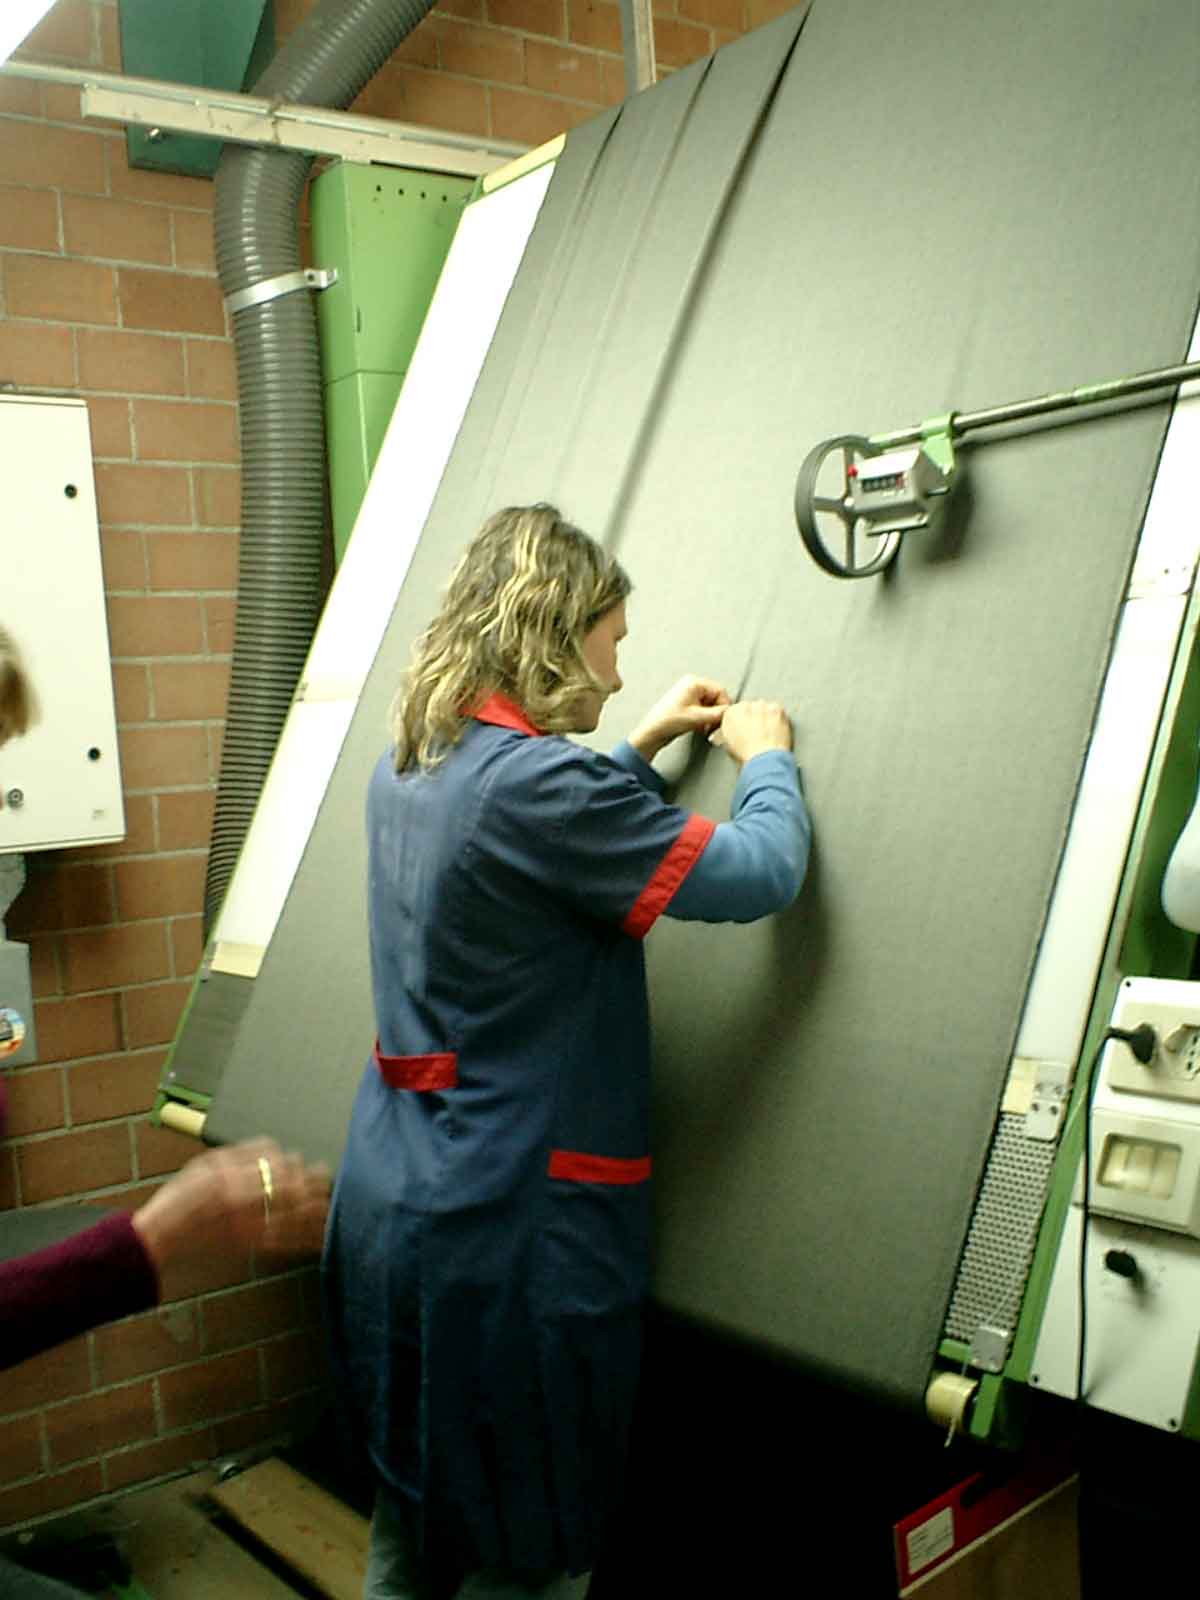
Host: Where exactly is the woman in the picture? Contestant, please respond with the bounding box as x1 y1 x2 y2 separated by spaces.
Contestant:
324 504 810 1600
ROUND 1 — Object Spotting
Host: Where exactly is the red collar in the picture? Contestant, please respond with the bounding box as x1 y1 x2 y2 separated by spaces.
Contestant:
472 692 544 737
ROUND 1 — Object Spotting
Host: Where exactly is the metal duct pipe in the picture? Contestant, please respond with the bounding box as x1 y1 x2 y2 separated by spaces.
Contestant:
208 0 438 933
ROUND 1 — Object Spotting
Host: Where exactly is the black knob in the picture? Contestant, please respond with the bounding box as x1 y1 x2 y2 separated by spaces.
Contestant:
1104 1249 1139 1280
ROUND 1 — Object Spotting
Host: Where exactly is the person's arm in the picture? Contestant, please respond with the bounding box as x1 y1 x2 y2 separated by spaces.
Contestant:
0 1139 329 1372
667 749 809 922
0 1211 158 1372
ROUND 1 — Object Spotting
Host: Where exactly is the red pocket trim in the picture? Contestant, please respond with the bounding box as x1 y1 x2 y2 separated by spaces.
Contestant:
548 1150 652 1184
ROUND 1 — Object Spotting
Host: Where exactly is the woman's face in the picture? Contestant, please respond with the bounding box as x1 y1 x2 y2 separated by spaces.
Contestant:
574 600 627 732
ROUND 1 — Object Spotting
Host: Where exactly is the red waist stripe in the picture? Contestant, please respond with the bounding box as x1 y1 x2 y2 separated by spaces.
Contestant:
548 1150 652 1185
374 1042 458 1091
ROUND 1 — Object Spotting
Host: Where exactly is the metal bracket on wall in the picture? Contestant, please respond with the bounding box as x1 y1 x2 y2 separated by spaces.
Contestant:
969 1323 1013 1374
0 60 525 177
226 266 338 316
1024 1061 1069 1142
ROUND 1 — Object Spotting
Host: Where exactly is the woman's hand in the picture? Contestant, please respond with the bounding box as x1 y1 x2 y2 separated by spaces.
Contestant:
713 700 794 766
131 1137 331 1276
628 676 731 762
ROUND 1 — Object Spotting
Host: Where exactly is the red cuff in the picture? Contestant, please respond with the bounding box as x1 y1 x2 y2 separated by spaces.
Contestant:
622 814 716 939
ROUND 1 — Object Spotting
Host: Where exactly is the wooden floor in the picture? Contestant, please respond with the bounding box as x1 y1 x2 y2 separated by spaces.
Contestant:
101 1462 369 1600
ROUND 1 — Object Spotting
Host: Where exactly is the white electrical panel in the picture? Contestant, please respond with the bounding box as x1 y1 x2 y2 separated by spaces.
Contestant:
1032 977 1200 1431
0 395 124 852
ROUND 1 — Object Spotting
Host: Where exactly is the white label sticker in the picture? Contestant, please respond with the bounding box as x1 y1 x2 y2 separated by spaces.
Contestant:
906 1506 955 1574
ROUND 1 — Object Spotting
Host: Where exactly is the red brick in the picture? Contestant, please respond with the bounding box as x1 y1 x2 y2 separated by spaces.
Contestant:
391 66 489 136
42 84 87 122
437 0 484 15
18 1122 132 1203
204 1278 305 1355
600 53 626 102
488 0 566 35
68 1051 167 1125
2 1067 66 1136
212 1400 297 1458
263 1327 328 1400
393 25 441 68
100 529 148 589
6 862 114 935
203 596 236 654
0 320 73 387
95 464 192 528
491 87 592 144
434 17 525 81
93 1303 201 1386
206 723 225 781
107 139 214 211
0 1414 43 1487
123 979 192 1049
33 993 123 1063
679 0 742 24
99 0 121 69
106 1426 217 1493
118 269 225 337
566 0 622 50
172 210 217 272
157 790 215 852
106 595 205 657
194 467 240 529
28 935 60 999
62 922 170 992
1 1332 91 1408
0 76 41 116
113 662 151 723
0 184 59 251
133 399 238 464
115 855 206 921
17 0 94 65
45 1380 157 1466
184 338 236 401
158 1231 255 1304
0 1146 17 1209
653 14 713 64
4 253 117 325
171 916 204 977
0 1463 103 1531
63 194 173 265
147 534 239 594
118 725 210 790
87 395 133 458
158 1349 262 1430
134 1117 201 1181
0 121 107 194
151 661 230 721
525 38 606 100
79 328 187 397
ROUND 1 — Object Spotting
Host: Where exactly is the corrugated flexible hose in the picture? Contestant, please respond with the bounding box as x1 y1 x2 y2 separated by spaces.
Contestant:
207 0 438 934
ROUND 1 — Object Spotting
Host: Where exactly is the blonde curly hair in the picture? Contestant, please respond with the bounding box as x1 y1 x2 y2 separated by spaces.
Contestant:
391 504 631 771
0 626 37 748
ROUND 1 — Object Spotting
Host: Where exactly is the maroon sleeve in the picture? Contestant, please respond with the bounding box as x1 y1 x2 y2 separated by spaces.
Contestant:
0 1211 160 1371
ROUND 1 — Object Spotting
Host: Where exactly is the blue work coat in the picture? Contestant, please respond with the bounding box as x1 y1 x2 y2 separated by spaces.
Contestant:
324 695 717 1583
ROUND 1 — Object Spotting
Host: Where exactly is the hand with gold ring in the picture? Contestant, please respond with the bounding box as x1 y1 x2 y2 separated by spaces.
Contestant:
131 1137 331 1281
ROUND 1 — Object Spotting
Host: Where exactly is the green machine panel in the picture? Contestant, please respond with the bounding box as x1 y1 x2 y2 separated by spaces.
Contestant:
311 162 475 559
118 0 275 179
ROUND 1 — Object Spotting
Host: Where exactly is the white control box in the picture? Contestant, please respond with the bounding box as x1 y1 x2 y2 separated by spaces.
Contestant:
0 395 124 852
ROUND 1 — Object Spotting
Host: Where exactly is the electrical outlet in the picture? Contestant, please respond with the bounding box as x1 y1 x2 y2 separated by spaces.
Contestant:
1107 979 1200 1103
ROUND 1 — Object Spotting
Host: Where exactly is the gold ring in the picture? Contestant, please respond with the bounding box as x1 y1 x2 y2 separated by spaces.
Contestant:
257 1155 274 1220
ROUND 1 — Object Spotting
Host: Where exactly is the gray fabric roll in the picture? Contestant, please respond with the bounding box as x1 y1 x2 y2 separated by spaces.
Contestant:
207 0 1200 1408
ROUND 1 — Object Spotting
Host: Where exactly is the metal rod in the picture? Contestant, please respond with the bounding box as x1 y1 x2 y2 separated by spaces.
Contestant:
871 359 1200 449
0 59 524 170
617 0 657 95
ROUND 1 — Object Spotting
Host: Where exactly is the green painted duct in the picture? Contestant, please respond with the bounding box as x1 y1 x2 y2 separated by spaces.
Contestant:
208 0 439 934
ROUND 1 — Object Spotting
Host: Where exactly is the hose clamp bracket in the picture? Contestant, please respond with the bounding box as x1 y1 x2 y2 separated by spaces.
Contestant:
225 267 338 316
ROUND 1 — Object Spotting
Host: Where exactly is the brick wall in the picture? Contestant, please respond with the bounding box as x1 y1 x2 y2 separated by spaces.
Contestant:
0 0 793 1535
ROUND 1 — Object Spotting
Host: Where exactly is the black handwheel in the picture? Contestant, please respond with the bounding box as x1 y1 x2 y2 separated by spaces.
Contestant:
794 434 903 579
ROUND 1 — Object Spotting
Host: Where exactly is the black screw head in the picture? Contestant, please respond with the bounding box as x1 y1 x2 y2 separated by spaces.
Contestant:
64 484 78 498
87 748 101 761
